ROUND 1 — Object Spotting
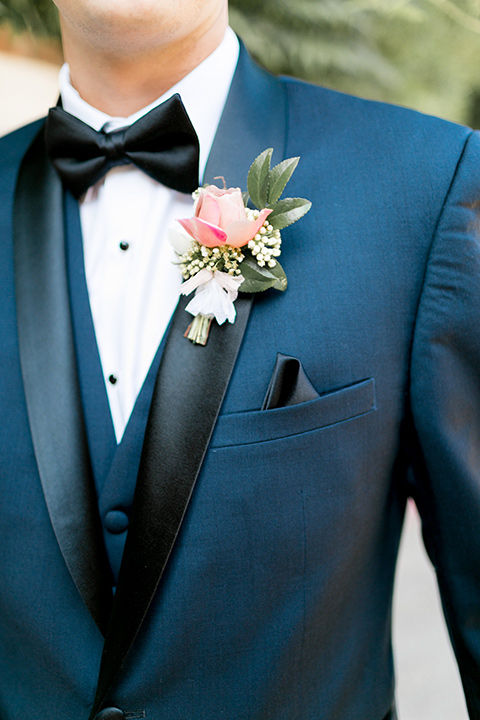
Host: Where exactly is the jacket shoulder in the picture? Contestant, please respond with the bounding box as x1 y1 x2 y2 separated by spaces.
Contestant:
280 75 470 142
280 75 472 172
0 119 46 171
279 75 474 216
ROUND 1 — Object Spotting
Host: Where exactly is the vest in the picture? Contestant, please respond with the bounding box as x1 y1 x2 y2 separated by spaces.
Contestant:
65 191 167 584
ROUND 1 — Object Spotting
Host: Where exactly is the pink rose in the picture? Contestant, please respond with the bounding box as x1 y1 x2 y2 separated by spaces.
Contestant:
178 185 272 248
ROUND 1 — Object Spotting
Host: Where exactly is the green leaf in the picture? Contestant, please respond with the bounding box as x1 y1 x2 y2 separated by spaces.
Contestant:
266 259 288 291
247 148 273 209
267 156 300 205
268 197 312 230
239 258 276 293
239 256 287 294
242 191 250 207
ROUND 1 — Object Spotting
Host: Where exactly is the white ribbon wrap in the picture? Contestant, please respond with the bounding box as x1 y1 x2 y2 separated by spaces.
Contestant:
180 269 244 325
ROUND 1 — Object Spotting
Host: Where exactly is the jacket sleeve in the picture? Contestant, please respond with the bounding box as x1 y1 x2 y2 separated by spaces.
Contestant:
409 128 480 717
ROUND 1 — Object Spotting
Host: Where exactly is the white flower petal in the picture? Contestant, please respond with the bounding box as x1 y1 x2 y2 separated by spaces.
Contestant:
168 221 194 255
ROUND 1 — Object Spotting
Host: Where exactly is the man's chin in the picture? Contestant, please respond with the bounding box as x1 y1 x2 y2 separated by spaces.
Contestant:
57 0 226 59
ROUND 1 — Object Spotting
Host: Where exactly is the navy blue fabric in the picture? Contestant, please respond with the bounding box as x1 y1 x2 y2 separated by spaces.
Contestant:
1 47 480 719
64 192 167 582
64 191 117 490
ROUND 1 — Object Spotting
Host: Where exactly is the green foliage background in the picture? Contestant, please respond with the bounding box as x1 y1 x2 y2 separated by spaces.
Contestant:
1 0 479 125
0 0 59 37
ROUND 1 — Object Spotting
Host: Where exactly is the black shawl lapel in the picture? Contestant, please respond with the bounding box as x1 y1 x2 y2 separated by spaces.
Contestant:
14 127 113 636
90 44 287 714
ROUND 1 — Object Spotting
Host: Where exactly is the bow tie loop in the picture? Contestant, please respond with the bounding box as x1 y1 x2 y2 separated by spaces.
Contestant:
98 129 127 163
45 93 200 198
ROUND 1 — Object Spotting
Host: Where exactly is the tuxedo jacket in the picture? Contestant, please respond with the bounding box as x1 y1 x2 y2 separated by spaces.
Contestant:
1 44 480 720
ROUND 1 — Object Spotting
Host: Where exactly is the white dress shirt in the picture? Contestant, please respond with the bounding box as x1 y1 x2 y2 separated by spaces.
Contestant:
59 28 239 442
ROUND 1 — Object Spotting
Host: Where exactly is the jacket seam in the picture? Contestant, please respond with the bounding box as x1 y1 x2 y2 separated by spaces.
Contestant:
280 78 290 163
408 128 474 371
405 129 474 490
405 130 478 691
409 129 474 364
405 129 475 534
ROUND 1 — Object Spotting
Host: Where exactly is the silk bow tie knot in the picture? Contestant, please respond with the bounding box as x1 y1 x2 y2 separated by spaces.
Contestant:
45 93 200 198
98 130 127 162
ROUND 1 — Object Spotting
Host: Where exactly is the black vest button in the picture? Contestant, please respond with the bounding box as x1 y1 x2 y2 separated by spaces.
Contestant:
95 708 125 720
104 510 129 534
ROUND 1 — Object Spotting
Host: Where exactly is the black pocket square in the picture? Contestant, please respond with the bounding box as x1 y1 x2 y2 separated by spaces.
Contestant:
262 353 320 410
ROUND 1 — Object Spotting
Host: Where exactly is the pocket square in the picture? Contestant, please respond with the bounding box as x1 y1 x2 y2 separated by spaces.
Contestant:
262 353 320 410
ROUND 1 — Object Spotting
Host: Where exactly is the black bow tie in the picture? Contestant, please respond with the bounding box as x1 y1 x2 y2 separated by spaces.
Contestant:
45 93 200 198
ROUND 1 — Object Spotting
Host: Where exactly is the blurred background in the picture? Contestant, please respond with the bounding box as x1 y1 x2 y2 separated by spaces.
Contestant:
0 0 478 717
1 0 480 128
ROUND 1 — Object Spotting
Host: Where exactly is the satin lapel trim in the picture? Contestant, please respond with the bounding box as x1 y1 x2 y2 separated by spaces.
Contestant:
14 126 112 635
91 45 287 714
90 294 253 715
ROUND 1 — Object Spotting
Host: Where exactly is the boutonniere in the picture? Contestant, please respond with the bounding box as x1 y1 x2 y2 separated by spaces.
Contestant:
169 148 312 345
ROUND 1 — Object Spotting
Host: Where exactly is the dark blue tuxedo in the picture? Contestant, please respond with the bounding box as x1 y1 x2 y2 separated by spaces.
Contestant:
1 45 480 719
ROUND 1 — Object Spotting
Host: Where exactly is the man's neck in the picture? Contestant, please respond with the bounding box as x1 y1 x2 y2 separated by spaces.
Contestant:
61 8 228 117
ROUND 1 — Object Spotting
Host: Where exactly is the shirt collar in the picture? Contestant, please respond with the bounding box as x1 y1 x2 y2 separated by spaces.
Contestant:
59 27 240 180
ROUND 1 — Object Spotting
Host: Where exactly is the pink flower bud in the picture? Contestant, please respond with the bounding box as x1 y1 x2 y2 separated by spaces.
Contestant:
179 185 272 248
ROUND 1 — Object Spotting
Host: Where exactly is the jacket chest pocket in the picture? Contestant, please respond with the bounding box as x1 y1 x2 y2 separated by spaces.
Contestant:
210 377 376 448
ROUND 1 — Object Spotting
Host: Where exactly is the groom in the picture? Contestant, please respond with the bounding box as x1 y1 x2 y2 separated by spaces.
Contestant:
1 0 480 718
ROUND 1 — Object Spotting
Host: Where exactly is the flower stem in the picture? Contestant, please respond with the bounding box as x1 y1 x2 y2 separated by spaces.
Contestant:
184 314 213 346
